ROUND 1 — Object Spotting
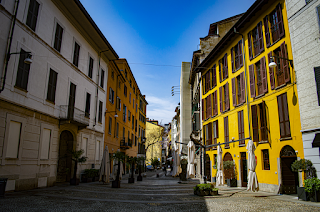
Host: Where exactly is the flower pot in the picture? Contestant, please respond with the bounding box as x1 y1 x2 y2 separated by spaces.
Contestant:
227 178 237 187
112 180 120 188
70 178 80 185
297 187 309 201
137 175 143 181
0 178 8 198
128 178 134 183
210 190 218 196
310 190 320 202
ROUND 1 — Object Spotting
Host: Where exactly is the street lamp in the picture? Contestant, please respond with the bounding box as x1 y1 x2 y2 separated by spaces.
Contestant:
268 56 294 68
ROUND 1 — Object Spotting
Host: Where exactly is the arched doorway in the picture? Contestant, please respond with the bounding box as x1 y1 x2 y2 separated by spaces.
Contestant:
223 152 233 181
280 145 298 194
56 130 74 182
205 154 211 181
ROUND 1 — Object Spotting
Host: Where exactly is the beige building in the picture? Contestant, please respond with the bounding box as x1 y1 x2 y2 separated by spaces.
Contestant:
145 120 163 165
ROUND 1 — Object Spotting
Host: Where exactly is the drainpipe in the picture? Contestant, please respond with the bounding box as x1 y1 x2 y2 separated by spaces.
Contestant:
0 0 20 93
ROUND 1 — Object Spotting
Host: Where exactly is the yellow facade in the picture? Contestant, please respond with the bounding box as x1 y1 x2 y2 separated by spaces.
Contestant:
201 0 304 193
104 59 147 158
146 121 163 165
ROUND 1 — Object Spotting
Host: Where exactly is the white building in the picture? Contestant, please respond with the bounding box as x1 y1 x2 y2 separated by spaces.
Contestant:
0 0 118 191
286 0 320 176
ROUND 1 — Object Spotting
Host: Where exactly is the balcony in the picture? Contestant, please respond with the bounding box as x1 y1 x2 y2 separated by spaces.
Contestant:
120 137 132 150
59 105 89 129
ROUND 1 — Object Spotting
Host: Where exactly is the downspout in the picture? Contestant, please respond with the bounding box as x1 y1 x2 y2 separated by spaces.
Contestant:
0 0 20 93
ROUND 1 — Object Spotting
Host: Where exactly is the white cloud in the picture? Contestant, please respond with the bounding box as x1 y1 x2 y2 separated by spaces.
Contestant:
146 95 178 124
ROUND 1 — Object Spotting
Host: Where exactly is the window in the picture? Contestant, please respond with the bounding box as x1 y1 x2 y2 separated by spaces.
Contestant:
123 104 127 122
85 92 91 117
15 49 31 91
125 70 127 79
133 99 135 108
231 40 243 72
251 102 268 142
108 117 112 134
116 97 121 111
128 110 131 121
40 128 51 159
88 57 93 78
202 69 211 94
133 87 136 94
123 127 125 140
267 42 291 89
6 121 22 158
98 101 103 123
81 137 88 157
262 149 270 170
68 83 76 119
219 54 228 82
219 82 230 113
224 116 229 148
130 79 132 87
111 71 114 80
135 119 137 132
95 140 100 161
26 0 40 31
232 72 245 106
238 110 245 145
267 4 285 45
47 69 58 103
132 115 134 129
203 91 217 120
249 56 268 97
100 69 105 88
54 23 63 52
277 93 291 138
314 67 320 106
129 93 131 103
213 120 218 147
109 88 114 104
124 85 127 96
116 122 119 137
73 42 80 67
248 22 264 59
205 123 212 147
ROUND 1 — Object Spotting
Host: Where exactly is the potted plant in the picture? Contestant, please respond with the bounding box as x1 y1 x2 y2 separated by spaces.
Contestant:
110 151 126 188
304 178 320 202
223 160 237 187
127 156 137 183
291 159 317 201
70 149 87 185
137 157 144 181
82 169 93 183
193 183 219 196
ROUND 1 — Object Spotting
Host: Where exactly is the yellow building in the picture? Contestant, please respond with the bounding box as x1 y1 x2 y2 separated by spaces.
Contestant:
196 0 304 193
146 120 164 165
105 59 147 163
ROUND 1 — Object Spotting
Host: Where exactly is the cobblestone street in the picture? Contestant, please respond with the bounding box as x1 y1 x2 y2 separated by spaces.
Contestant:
1 170 320 212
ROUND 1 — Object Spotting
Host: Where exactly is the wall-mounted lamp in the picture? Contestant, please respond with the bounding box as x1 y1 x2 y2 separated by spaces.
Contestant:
105 110 118 117
268 56 294 69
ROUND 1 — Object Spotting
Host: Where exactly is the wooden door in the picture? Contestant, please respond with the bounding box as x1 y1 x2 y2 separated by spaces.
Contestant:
281 156 298 194
240 152 247 187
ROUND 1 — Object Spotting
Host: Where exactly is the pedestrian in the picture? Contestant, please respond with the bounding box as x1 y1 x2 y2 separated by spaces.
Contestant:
164 166 167 176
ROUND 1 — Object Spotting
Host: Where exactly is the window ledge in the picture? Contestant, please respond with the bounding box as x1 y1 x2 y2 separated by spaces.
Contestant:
238 144 246 147
224 147 230 149
258 140 269 144
14 86 28 95
280 137 292 141
254 93 265 100
46 99 55 105
275 83 287 90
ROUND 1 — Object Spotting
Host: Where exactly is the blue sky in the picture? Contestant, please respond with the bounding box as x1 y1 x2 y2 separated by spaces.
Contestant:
80 0 256 124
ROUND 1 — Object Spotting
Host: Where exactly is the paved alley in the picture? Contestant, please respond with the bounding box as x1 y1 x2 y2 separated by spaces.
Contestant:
1 170 320 212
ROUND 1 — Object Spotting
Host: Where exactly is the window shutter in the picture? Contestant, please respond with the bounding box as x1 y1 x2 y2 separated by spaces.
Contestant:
268 52 275 89
231 47 234 73
224 116 229 147
264 16 270 47
214 90 218 116
206 71 210 92
202 99 205 120
208 94 212 118
314 67 320 106
248 32 253 60
251 105 259 142
277 93 291 138
258 22 264 53
212 65 216 87
210 68 213 89
202 75 206 94
219 60 222 82
240 72 245 104
225 82 230 111
260 56 268 94
277 4 285 39
219 86 223 112
232 77 236 106
280 42 290 83
239 40 243 68
249 64 256 98
224 54 228 79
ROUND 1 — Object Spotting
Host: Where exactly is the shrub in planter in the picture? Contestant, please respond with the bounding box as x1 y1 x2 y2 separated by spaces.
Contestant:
223 161 237 187
304 178 320 202
193 183 218 196
70 149 87 185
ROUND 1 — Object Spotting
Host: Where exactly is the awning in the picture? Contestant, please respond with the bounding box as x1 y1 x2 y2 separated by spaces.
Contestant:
312 133 320 147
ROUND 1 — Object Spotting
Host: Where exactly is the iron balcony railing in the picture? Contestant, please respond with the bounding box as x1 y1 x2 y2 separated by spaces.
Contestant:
60 105 89 126
120 137 132 149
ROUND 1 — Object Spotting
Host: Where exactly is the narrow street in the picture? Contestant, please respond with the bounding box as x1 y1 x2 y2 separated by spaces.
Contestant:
1 169 319 212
